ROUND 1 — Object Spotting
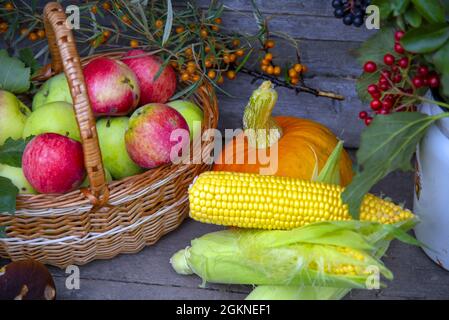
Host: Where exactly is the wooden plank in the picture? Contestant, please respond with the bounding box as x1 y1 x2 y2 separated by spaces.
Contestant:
216 74 365 148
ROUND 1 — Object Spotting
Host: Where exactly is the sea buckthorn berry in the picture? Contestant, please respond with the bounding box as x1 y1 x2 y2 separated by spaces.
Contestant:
91 5 97 14
185 48 193 56
200 29 208 38
205 46 211 53
28 32 38 41
20 28 29 36
170 61 178 68
293 64 302 73
217 76 224 84
155 19 164 28
122 15 131 24
214 17 222 24
266 65 274 75
363 61 377 73
5 2 14 11
37 29 45 38
265 53 273 61
394 43 405 54
265 39 275 48
261 59 270 66
226 70 236 80
223 55 231 64
236 49 245 57
205 60 212 68
395 30 405 42
181 73 189 82
288 69 298 78
130 40 139 48
207 70 216 79
103 30 111 38
383 54 395 66
229 54 237 63
291 78 299 85
102 2 111 10
232 39 240 47
192 74 200 82
261 65 268 72
176 26 185 33
273 66 281 75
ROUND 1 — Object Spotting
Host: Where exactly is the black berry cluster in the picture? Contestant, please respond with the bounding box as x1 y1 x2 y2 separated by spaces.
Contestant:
332 0 371 27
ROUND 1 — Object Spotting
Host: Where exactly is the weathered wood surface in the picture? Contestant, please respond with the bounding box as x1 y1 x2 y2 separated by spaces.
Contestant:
2 164 449 300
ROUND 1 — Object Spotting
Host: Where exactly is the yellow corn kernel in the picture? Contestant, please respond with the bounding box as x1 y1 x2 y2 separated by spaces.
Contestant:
188 171 414 230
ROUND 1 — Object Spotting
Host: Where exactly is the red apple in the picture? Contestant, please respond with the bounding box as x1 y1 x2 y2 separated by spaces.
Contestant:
125 103 189 168
22 133 86 194
122 50 176 104
83 57 140 116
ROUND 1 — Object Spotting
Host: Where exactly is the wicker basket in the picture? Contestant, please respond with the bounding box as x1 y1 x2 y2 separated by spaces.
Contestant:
0 2 218 268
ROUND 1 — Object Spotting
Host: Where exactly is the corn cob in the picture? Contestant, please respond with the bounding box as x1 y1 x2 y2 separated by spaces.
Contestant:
189 171 414 230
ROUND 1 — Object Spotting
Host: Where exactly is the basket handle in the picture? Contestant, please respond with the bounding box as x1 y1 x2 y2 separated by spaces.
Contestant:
43 2 109 206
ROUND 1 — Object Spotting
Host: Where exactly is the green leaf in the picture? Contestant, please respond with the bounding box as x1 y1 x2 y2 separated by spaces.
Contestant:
404 6 422 28
0 176 18 214
342 112 449 218
356 71 380 103
0 50 31 94
162 0 173 46
0 137 33 168
401 24 449 53
391 0 410 15
372 0 393 19
440 73 449 100
411 0 445 23
432 40 449 73
316 141 343 185
356 27 396 65
19 48 41 76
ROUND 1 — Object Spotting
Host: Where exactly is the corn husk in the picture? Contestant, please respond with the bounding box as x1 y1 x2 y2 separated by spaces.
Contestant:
170 219 418 289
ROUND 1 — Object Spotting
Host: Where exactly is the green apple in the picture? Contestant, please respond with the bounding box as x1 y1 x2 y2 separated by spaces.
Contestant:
0 90 31 145
96 117 143 180
167 100 203 141
32 73 72 110
81 167 113 187
22 101 81 141
0 163 36 194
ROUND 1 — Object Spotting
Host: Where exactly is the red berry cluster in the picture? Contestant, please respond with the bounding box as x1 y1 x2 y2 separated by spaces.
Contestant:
359 30 441 125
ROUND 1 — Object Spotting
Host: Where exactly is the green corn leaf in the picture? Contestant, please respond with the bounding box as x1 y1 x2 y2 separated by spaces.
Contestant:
0 50 31 94
411 0 445 23
401 24 449 54
342 112 448 218
0 176 18 214
316 140 343 185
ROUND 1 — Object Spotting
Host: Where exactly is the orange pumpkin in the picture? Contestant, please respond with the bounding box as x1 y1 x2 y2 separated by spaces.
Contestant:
214 81 353 186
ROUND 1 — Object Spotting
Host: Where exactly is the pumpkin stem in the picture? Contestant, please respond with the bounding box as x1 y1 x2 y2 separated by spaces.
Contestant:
243 81 282 149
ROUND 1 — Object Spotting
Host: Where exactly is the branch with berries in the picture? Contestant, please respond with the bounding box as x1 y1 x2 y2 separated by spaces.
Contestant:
0 0 344 101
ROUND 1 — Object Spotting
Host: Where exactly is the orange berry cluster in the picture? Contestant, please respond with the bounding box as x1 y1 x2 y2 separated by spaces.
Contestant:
288 63 308 85
259 39 308 85
20 28 45 41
